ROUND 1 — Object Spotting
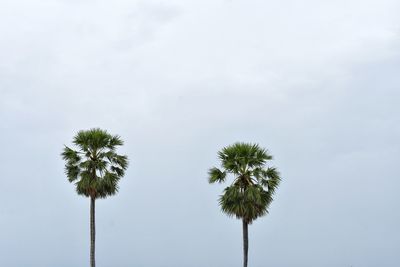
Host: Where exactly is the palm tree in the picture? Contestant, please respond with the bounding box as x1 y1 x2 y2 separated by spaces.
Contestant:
208 142 281 267
61 128 128 267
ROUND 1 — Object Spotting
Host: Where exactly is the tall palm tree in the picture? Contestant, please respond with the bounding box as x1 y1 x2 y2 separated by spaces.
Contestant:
61 128 128 267
208 142 281 267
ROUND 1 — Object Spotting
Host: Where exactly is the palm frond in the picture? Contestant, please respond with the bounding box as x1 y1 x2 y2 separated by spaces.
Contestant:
108 135 123 148
61 146 81 182
208 167 226 183
61 146 80 163
263 167 281 193
65 164 80 182
219 184 272 223
96 172 120 198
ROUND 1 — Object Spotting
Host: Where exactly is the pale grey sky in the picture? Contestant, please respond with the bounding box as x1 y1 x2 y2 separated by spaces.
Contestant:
0 0 399 266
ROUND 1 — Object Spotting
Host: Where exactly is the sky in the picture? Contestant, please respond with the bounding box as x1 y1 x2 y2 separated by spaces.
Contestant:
0 0 399 266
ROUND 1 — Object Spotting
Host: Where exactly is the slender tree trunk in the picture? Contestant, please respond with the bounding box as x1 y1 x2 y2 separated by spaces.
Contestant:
90 197 96 267
242 219 249 267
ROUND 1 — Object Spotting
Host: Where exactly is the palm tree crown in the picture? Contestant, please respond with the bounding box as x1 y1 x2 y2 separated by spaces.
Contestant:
61 128 128 199
208 142 281 224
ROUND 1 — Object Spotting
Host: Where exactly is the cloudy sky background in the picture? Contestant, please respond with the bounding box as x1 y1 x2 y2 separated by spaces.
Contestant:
1 0 399 266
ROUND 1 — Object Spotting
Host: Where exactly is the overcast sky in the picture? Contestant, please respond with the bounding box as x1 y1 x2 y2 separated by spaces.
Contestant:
1 0 399 266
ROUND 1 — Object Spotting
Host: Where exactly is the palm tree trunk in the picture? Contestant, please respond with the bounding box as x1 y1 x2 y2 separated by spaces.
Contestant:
90 197 96 267
242 219 249 267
